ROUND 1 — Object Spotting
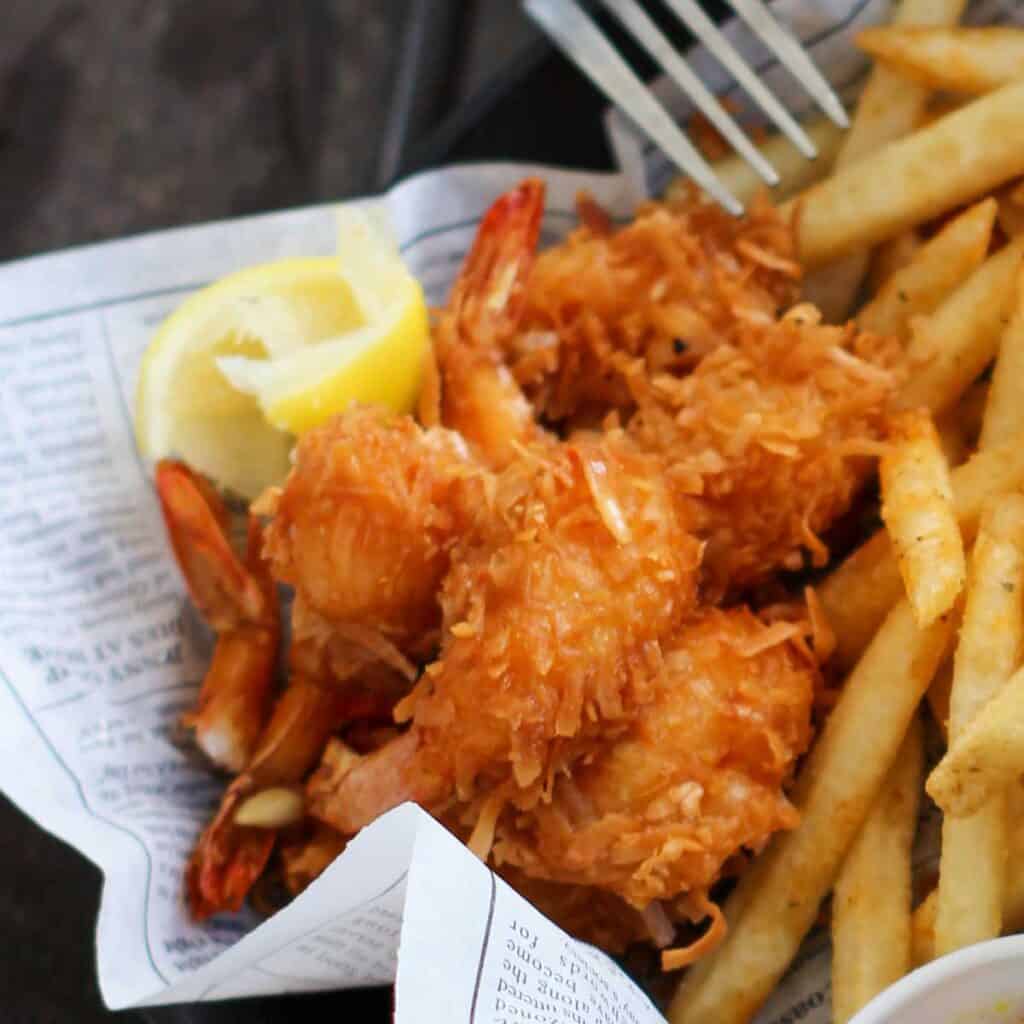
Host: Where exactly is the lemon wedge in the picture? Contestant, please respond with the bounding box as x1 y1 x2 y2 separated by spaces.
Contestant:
134 207 429 499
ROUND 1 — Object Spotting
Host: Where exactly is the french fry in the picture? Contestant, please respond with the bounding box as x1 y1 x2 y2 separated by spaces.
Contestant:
831 718 923 1023
915 781 1024 967
927 661 1024 817
666 114 844 208
801 0 965 322
667 601 953 1024
857 199 996 342
783 83 1024 269
911 890 937 967
900 235 1024 417
996 181 1024 238
867 229 921 296
935 496 1024 954
857 27 1024 96
979 267 1024 449
880 411 966 627
820 431 1024 670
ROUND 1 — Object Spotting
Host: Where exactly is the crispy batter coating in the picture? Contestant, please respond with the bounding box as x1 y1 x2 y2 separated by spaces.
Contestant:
510 191 800 425
627 307 901 591
306 430 703 833
259 407 481 659
402 430 702 805
492 608 817 911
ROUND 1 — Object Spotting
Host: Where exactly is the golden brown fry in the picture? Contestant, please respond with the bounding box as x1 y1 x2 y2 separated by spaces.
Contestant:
915 781 1024 966
996 181 1024 238
665 114 844 208
801 0 965 321
911 890 937 967
820 432 1024 670
900 235 1024 417
867 229 921 296
880 411 966 627
857 199 996 342
831 718 923 1024
980 267 1024 449
857 26 1024 96
928 661 1024 817
667 601 953 1024
935 495 1024 954
783 83 1024 269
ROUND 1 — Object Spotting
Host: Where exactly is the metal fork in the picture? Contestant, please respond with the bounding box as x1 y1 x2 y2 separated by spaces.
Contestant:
523 0 848 214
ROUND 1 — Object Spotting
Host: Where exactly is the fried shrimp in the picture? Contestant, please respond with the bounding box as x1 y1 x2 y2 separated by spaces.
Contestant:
627 306 902 591
492 608 817 915
306 429 703 832
509 189 800 425
433 178 550 467
258 407 481 663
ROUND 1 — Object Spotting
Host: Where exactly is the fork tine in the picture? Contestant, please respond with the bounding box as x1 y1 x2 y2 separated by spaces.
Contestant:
596 0 778 186
725 0 849 128
524 0 742 214
657 0 818 159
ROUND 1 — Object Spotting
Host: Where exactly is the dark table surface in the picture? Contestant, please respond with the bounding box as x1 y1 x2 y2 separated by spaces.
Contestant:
0 2 618 1021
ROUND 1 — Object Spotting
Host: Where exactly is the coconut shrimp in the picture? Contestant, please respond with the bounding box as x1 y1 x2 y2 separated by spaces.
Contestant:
627 307 902 592
156 460 279 773
507 188 800 427
306 428 703 836
258 407 483 668
432 178 551 468
491 608 817 932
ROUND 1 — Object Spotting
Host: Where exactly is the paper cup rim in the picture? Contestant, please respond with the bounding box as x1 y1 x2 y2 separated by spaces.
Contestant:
850 934 1024 1023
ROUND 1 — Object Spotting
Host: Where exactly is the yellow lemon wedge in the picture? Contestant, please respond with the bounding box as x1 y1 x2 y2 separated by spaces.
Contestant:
134 207 429 499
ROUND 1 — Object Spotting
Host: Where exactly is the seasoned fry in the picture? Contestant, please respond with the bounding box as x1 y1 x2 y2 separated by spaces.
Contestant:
665 114 844 208
880 411 965 627
857 26 1024 96
820 431 1024 670
900 235 1024 416
831 718 923 1023
801 0 965 321
857 199 996 342
928 661 1024 817
979 268 1024 449
783 83 1024 269
915 786 1024 966
935 496 1024 954
667 601 952 1024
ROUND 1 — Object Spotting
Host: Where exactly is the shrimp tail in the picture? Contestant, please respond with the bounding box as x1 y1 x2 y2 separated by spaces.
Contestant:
156 460 279 773
450 177 546 335
439 179 549 466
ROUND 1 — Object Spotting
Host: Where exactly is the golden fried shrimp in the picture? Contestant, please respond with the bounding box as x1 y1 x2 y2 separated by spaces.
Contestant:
434 178 551 467
492 608 817 919
155 460 279 773
628 307 901 592
307 429 703 833
509 190 800 425
258 407 481 662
